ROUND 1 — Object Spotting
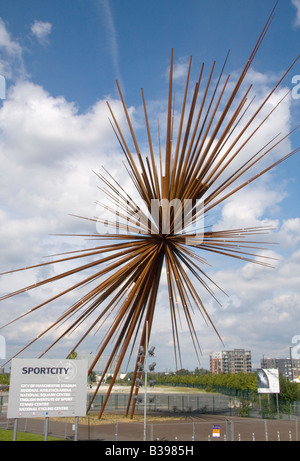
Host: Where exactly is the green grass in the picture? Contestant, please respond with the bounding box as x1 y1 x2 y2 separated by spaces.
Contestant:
0 428 65 441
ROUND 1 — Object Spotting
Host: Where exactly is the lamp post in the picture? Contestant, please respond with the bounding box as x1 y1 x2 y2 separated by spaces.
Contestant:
136 321 156 442
289 346 294 382
144 323 148 442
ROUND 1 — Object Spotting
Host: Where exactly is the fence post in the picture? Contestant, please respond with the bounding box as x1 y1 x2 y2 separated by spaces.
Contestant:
226 419 234 441
64 418 68 439
13 418 18 441
192 422 196 441
74 416 79 441
44 417 49 441
264 419 268 441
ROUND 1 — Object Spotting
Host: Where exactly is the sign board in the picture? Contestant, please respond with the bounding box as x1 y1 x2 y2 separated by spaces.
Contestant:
7 358 88 419
257 368 280 394
212 424 220 438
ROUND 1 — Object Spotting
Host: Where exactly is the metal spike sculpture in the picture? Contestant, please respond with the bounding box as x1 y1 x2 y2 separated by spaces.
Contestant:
0 4 299 418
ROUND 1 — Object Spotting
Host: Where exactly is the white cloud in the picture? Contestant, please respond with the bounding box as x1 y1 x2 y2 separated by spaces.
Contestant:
0 81 125 163
277 218 300 248
172 56 191 82
30 20 52 45
213 182 283 230
292 0 300 27
0 18 22 56
0 79 130 279
0 17 24 79
184 246 300 368
0 78 129 357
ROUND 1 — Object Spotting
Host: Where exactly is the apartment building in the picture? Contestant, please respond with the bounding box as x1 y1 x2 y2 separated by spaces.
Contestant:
261 357 300 381
210 349 252 374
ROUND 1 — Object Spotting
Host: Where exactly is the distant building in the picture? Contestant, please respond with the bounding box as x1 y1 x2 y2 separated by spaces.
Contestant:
210 352 223 374
210 349 252 374
261 357 300 381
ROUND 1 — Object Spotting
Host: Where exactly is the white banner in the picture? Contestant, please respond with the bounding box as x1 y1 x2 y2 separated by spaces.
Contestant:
257 368 280 394
7 358 88 418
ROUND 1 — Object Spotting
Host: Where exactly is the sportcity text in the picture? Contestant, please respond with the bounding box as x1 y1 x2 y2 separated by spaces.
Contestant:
22 366 70 375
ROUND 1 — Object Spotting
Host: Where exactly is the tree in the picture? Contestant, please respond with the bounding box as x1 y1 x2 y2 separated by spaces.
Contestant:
88 371 97 383
279 374 300 402
194 367 209 376
67 351 78 360
176 368 191 376
0 373 9 385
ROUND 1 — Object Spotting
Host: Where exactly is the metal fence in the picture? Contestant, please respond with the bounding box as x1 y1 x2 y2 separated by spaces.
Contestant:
87 391 300 419
1 390 300 441
1 413 299 441
87 392 238 415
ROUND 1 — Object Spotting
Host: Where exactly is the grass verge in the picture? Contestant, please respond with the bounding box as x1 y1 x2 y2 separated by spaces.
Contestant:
0 428 65 442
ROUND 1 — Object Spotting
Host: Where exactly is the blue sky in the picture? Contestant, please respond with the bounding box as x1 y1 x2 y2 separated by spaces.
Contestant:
0 0 299 373
1 0 299 109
